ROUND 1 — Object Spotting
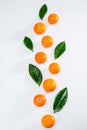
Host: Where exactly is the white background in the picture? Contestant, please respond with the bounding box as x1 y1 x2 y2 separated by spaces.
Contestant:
0 0 87 130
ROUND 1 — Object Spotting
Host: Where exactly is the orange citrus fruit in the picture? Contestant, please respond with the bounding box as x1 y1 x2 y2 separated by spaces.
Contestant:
49 62 61 74
34 22 46 34
33 94 46 107
41 114 55 128
48 13 59 24
35 52 47 64
43 78 56 92
41 35 53 48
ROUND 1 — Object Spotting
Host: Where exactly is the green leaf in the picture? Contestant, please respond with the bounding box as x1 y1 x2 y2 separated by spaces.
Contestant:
53 87 68 113
23 36 33 51
29 64 43 86
39 4 48 20
54 41 66 59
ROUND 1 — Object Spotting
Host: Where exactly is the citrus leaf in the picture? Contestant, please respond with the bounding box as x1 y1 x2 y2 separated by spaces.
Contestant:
29 64 43 86
54 41 66 59
39 4 48 20
23 36 33 51
53 87 68 113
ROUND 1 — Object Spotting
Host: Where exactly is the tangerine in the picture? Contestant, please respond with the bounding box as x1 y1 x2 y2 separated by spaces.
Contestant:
34 22 46 34
48 13 59 24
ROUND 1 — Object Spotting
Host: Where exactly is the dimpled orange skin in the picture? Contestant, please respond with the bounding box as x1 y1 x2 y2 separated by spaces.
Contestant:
34 22 46 34
49 62 61 74
33 94 46 107
35 52 47 64
41 35 53 48
43 78 56 92
41 114 55 128
48 13 59 24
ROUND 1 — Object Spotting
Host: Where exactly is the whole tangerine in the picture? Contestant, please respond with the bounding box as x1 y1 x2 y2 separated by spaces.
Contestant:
41 35 53 48
34 22 46 34
41 114 55 128
49 62 61 74
33 94 46 107
35 52 47 64
48 13 59 24
43 78 56 92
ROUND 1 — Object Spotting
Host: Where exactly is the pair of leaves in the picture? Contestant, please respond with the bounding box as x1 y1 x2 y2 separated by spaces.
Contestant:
23 4 48 51
28 41 66 85
23 38 66 60
39 4 66 59
54 40 67 113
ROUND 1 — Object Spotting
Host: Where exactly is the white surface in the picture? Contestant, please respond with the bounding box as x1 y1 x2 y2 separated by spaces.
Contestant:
0 0 87 129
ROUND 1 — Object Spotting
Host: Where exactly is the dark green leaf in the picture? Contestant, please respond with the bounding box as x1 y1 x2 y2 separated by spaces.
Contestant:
53 87 68 113
54 41 66 59
23 36 33 51
29 64 43 86
39 4 48 20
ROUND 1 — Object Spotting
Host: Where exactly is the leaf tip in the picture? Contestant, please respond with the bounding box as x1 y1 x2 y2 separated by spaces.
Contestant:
31 49 33 52
38 83 41 86
54 110 56 113
54 55 57 59
23 36 27 40
63 40 66 43
64 87 68 91
23 36 25 42
63 87 68 94
62 41 66 47
29 64 32 70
